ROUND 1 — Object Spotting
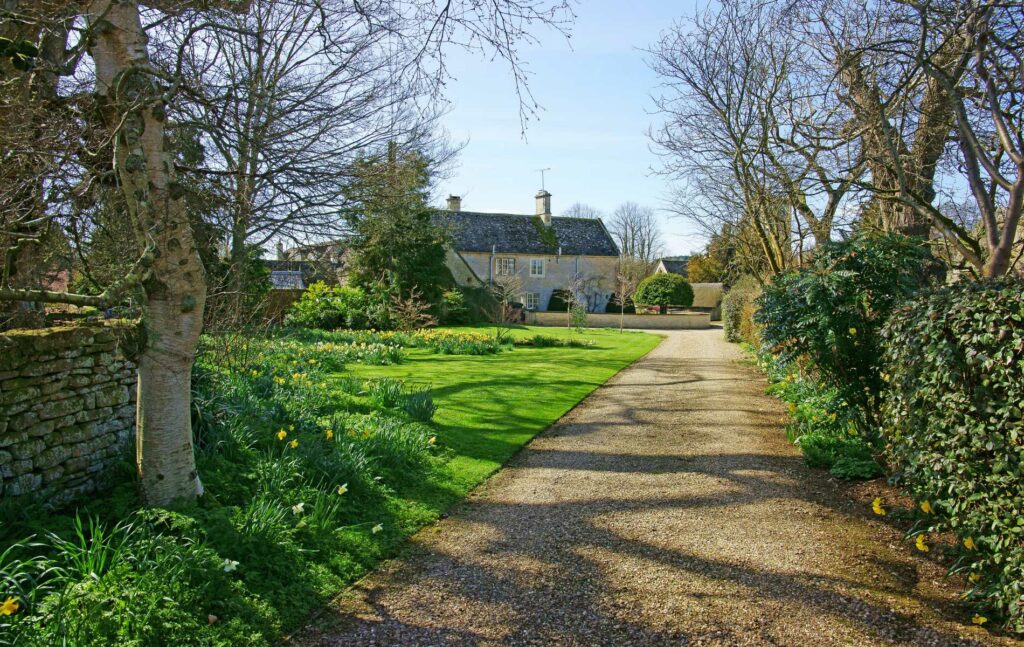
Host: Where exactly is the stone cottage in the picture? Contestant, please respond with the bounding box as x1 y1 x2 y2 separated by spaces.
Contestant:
437 191 620 312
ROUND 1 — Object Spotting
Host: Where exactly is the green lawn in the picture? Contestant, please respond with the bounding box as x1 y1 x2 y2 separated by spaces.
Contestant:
2 325 660 646
347 325 661 507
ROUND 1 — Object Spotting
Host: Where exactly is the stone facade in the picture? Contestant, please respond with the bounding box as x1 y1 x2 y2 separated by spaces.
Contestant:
0 325 137 503
527 311 711 329
458 251 619 312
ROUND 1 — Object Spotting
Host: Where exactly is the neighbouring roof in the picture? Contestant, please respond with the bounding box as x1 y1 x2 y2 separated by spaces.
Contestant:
435 211 619 257
264 260 337 290
269 270 305 290
659 257 690 276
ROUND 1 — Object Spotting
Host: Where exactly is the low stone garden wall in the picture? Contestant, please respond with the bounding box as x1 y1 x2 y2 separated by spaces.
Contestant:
0 325 137 503
527 311 711 329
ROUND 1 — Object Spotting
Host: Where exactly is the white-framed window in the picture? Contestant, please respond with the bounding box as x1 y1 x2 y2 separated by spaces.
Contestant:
529 258 545 277
495 257 516 276
524 292 540 310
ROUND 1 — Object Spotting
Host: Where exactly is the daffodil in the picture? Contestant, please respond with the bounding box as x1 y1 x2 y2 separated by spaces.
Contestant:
292 502 305 515
964 536 977 550
277 430 287 441
371 523 383 534
273 376 286 385
288 425 295 432
968 572 982 583
337 483 348 496
971 614 987 625
920 500 932 514
0 597 18 616
222 558 239 572
848 327 857 336
325 430 334 440
427 436 436 446
289 439 299 449
915 534 930 552
250 369 259 378
872 497 886 516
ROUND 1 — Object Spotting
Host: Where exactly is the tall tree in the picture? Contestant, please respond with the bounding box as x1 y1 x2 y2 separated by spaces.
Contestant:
159 0 450 298
344 145 451 304
608 202 664 268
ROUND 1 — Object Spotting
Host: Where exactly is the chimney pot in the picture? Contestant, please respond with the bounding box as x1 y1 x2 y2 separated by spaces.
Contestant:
447 195 462 211
535 190 552 225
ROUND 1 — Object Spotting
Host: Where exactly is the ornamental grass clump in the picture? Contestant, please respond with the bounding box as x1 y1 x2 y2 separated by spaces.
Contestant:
881 278 1024 633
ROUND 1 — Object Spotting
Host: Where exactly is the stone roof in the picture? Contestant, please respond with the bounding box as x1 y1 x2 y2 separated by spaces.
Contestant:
435 211 619 257
659 257 690 276
263 260 337 289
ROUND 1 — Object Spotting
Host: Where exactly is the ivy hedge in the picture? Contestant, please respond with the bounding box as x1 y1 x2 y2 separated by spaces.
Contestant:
881 278 1024 632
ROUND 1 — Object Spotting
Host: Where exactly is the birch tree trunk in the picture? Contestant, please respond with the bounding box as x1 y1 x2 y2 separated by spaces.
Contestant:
88 0 207 505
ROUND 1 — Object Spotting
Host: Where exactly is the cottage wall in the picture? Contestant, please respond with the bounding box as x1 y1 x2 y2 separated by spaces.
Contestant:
455 251 619 312
0 325 137 504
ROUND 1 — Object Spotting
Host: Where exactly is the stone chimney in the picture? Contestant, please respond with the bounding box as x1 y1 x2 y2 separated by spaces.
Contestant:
447 195 462 212
535 190 552 225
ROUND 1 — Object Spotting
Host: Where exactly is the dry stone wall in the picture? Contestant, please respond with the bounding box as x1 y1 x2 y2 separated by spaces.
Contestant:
0 325 136 503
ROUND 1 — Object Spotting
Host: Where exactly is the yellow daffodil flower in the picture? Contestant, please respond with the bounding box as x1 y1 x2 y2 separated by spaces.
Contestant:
971 614 987 625
848 327 857 336
273 376 286 385
1 597 19 616
277 430 287 441
920 500 932 514
915 534 930 552
337 483 348 496
964 537 977 550
250 370 259 378
325 430 334 440
288 425 295 432
968 573 982 583
289 439 299 449
872 497 886 516
428 436 436 446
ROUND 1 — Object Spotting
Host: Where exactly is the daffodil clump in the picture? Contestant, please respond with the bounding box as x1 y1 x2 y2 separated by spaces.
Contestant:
758 350 882 480
0 331 445 646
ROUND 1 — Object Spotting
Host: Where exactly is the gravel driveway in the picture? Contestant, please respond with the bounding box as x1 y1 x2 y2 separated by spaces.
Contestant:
292 329 1013 646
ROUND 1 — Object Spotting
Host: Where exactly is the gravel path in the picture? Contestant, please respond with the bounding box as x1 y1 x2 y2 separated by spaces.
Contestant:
293 329 1013 646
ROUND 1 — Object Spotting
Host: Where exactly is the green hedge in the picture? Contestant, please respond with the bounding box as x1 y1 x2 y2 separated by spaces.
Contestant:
722 275 761 344
881 278 1024 632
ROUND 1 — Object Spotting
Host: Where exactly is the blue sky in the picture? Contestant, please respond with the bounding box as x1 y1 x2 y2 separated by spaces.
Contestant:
435 0 703 256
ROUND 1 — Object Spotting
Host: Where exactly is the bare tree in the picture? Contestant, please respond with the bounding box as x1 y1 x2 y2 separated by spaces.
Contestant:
0 0 575 505
607 202 665 268
649 0 860 275
158 0 453 296
613 257 644 332
909 1 1023 277
487 273 524 342
562 202 602 219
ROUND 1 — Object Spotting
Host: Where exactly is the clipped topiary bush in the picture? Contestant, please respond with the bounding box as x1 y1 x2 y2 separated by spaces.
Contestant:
722 275 761 344
633 273 694 314
881 278 1024 632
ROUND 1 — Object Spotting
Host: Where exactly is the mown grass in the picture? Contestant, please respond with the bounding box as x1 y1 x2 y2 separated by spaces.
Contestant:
0 325 659 646
349 325 662 504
